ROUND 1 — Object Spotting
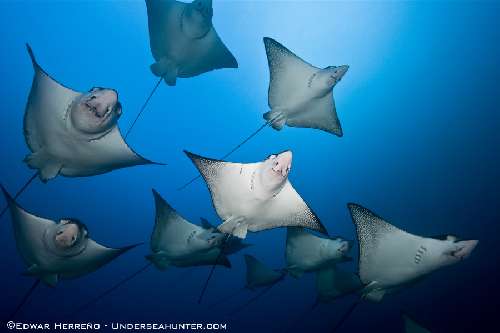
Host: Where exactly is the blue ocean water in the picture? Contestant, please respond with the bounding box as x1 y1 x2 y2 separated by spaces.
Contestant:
0 1 498 332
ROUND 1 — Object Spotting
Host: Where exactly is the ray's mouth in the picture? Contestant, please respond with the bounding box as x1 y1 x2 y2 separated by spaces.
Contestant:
338 240 352 253
449 240 478 260
271 162 290 178
330 75 340 83
450 247 468 260
84 100 120 124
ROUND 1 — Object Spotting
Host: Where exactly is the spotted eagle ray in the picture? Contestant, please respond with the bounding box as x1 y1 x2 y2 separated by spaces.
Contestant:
69 189 240 315
286 227 352 278
0 44 159 219
185 149 327 303
125 0 238 138
332 203 478 332
185 150 327 239
1 185 139 319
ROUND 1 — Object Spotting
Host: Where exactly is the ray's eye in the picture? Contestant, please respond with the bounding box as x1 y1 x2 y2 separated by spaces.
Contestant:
71 236 77 243
56 230 64 236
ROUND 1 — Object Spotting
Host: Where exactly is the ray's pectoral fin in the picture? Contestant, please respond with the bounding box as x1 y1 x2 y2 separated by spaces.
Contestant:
263 108 286 130
286 94 342 137
218 217 247 239
23 264 58 287
218 254 232 268
287 266 304 279
232 224 248 239
362 281 385 302
145 251 170 271
23 149 62 182
150 57 178 86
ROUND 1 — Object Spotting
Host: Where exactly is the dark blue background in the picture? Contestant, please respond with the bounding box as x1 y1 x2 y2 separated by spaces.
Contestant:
0 1 498 332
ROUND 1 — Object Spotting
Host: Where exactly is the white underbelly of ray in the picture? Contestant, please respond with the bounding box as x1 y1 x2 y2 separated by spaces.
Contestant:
366 235 426 289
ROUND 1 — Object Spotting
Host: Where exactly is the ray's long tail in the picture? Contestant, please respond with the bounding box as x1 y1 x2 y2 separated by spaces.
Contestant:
67 262 152 318
208 287 248 308
227 279 282 317
282 301 320 333
197 234 232 304
1 172 38 219
124 77 163 140
331 299 361 332
8 279 40 320
177 116 279 191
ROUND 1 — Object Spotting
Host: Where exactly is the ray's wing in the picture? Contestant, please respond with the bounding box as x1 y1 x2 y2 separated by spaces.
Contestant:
58 241 139 279
184 151 255 222
59 126 156 177
286 227 322 261
251 181 327 235
244 255 283 288
23 45 156 180
348 203 423 287
315 266 362 303
146 0 237 78
403 314 432 333
1 185 55 267
174 248 231 268
185 151 326 235
286 93 343 136
200 217 216 230
24 44 80 154
264 37 318 108
150 189 201 256
176 28 238 77
145 0 183 63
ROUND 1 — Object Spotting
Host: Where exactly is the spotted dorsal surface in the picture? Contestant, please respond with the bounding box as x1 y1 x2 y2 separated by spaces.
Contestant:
23 45 154 182
348 203 478 302
185 150 327 239
263 37 348 136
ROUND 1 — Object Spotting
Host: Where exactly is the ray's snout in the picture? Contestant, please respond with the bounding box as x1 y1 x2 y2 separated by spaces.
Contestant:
341 240 351 252
336 65 349 78
272 150 293 177
86 89 120 118
453 240 479 260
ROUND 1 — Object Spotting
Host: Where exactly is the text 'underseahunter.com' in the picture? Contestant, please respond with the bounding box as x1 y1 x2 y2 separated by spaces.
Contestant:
5 321 228 331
